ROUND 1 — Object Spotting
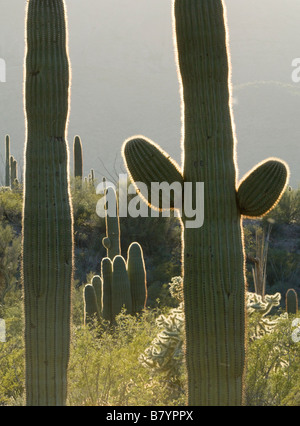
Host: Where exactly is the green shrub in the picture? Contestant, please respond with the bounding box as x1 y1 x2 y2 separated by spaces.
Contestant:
67 308 185 406
246 313 300 406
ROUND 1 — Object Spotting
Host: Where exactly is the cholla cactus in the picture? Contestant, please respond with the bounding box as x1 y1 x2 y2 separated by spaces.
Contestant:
139 277 184 378
140 285 283 381
247 292 282 341
139 303 185 379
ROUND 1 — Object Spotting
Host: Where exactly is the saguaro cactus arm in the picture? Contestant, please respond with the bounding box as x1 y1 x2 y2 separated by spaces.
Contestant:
237 159 288 217
122 136 183 210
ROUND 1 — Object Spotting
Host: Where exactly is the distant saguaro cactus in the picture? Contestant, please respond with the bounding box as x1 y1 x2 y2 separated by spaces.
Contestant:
5 135 10 187
22 0 73 406
74 135 83 179
286 289 298 315
122 0 288 406
111 255 132 319
127 242 147 313
84 283 100 326
102 185 121 260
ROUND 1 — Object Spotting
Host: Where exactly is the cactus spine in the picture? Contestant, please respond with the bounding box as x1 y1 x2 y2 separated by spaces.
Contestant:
22 0 73 406
74 135 83 179
5 135 10 187
122 0 288 406
286 289 298 315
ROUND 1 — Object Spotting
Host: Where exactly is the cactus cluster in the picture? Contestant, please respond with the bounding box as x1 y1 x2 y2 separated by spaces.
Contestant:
22 0 73 406
84 243 147 324
83 185 147 324
122 0 289 406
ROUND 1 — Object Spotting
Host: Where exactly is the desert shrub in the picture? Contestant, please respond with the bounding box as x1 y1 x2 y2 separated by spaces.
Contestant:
245 313 300 406
0 289 24 405
0 222 21 303
263 187 300 226
67 308 185 406
0 189 22 227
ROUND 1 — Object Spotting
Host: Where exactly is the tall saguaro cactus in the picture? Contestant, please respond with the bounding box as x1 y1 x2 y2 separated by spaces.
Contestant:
22 0 73 406
73 135 83 179
5 135 10 187
122 0 288 406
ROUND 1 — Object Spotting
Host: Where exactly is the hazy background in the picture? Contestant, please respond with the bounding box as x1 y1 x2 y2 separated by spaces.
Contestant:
0 0 299 186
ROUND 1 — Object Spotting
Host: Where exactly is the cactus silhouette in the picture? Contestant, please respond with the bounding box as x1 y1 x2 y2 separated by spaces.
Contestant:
10 157 17 186
101 257 113 322
92 275 102 314
285 289 298 315
102 185 121 260
5 135 10 187
84 283 100 326
127 242 147 313
122 0 288 406
111 255 132 319
74 135 83 180
22 0 73 406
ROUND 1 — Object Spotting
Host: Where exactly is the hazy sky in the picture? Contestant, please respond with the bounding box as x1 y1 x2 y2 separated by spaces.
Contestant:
0 0 299 186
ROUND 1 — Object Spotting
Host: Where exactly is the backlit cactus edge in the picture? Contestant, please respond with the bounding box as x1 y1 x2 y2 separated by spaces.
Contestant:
122 0 289 406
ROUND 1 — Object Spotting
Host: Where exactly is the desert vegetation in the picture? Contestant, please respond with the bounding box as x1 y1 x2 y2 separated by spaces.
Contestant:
0 0 299 407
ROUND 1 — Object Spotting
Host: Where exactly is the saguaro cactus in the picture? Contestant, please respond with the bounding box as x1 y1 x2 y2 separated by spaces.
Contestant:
102 186 121 260
286 289 298 315
5 135 10 187
22 0 73 406
101 257 113 322
74 135 83 179
122 0 288 406
127 242 147 313
84 284 100 326
111 255 132 319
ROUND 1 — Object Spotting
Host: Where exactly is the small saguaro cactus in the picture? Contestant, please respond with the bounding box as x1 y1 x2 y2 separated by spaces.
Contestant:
102 185 121 260
285 289 298 315
5 135 10 187
22 0 73 406
101 257 113 322
10 157 18 186
83 283 100 326
74 135 83 179
127 242 147 313
122 0 288 406
111 255 132 319
91 275 102 315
